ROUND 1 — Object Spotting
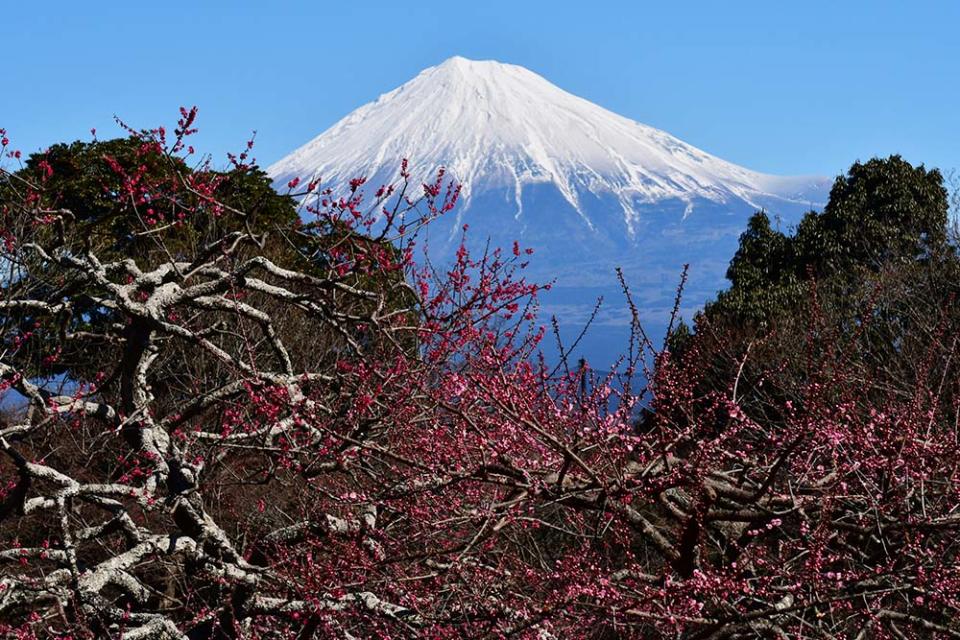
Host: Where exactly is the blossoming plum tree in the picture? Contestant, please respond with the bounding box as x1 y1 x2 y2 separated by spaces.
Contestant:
0 113 958 639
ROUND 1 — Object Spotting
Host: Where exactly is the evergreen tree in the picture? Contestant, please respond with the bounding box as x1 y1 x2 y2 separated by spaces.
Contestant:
794 155 948 278
704 155 951 328
706 211 801 324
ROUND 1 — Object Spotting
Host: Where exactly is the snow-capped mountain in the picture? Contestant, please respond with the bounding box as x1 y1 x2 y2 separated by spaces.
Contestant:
269 56 831 365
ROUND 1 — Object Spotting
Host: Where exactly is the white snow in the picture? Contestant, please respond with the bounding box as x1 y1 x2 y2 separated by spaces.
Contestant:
268 56 829 233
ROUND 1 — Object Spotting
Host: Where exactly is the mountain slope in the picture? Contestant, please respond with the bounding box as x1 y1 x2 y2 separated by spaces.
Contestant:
269 56 831 364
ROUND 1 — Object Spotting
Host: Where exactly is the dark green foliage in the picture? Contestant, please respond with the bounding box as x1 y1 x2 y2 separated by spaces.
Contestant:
705 155 951 326
22 138 182 225
710 211 802 325
664 318 694 359
796 155 948 276
12 138 298 261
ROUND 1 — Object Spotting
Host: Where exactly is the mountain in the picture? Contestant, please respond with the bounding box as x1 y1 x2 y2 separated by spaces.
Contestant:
269 56 831 365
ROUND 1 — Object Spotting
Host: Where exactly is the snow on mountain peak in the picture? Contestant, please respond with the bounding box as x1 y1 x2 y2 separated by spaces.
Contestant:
269 56 827 236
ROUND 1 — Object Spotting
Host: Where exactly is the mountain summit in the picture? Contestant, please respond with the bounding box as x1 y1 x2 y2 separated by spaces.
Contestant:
270 57 826 232
269 57 831 363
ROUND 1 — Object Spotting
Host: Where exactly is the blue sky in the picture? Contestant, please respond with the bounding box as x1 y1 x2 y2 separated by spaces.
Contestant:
4 1 958 179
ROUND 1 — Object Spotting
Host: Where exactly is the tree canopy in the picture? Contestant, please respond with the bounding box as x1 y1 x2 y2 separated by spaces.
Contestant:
705 155 952 327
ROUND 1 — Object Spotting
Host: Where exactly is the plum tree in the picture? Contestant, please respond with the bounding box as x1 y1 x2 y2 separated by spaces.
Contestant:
0 115 959 639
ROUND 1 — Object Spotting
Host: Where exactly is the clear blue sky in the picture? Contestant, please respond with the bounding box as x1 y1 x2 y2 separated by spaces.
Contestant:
4 1 958 179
